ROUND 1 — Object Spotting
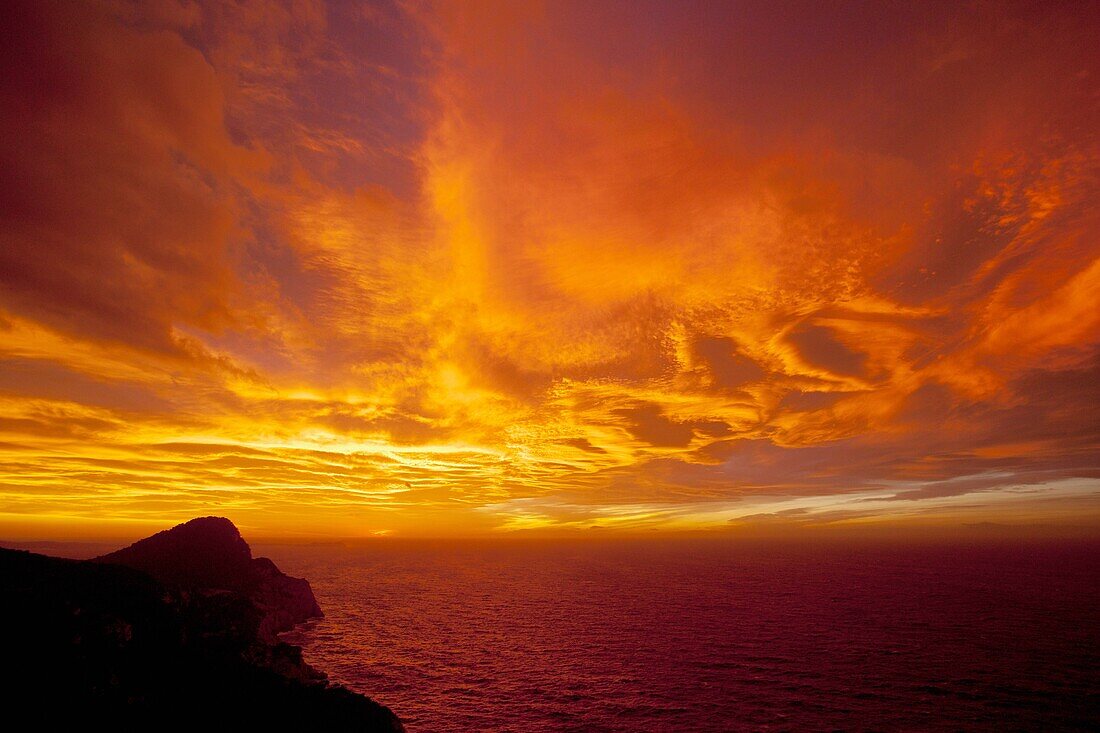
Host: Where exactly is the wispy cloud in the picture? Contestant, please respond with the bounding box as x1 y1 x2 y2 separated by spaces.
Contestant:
0 0 1097 537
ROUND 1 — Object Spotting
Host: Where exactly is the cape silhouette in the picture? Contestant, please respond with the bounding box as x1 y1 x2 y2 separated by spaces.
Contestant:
97 516 323 643
0 517 403 731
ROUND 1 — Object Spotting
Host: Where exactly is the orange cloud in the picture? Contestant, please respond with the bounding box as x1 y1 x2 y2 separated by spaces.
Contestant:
0 0 1098 539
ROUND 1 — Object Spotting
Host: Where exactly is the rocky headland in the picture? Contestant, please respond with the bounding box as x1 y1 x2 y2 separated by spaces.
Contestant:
0 517 403 731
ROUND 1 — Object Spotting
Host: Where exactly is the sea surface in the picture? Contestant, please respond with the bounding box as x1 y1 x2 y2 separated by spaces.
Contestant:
265 539 1100 732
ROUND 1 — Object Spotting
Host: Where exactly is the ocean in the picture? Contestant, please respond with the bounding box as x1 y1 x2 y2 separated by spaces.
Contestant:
265 538 1100 731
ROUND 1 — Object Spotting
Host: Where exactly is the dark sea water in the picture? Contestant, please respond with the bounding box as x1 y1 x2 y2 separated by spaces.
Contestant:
265 539 1100 732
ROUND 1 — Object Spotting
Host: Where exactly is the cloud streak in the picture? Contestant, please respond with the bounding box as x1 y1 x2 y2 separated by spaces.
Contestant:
0 0 1098 538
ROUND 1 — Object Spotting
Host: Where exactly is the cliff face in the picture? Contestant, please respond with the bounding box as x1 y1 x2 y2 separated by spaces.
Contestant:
97 516 323 642
0 519 403 732
250 555 325 642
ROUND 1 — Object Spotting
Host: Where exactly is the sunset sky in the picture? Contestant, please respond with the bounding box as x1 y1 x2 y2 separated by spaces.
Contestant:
1 0 1098 539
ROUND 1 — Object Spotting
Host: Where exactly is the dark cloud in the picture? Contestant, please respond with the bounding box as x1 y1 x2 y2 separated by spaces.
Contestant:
786 320 867 379
691 336 764 390
557 438 606 454
612 402 696 448
0 0 256 356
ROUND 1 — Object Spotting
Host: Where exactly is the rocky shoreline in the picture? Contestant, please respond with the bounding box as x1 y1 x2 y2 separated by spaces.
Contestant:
0 517 403 731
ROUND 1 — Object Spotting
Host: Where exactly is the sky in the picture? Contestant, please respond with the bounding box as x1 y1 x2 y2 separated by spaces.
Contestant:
1 0 1098 540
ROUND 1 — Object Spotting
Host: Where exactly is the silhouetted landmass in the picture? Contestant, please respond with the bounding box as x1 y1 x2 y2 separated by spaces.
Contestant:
97 516 324 643
0 518 403 731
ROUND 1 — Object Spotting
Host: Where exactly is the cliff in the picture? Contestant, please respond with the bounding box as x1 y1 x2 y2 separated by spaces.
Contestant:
0 519 403 731
97 516 323 642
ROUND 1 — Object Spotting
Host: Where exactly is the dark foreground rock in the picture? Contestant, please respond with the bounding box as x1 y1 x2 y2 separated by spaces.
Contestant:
97 516 324 642
0 519 403 731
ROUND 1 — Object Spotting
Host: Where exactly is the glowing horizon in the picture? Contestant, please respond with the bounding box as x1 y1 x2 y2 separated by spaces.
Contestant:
1 0 1099 540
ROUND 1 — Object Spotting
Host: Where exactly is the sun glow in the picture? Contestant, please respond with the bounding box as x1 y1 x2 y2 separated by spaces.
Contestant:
1 0 1098 540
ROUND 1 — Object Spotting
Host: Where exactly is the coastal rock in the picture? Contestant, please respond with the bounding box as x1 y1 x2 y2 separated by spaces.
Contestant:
0 520 403 731
97 516 323 641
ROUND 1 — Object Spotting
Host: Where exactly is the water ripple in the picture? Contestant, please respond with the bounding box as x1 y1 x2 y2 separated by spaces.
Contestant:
267 540 1100 731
